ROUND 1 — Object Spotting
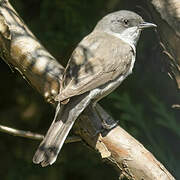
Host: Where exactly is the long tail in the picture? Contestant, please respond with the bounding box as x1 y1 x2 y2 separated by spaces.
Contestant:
32 93 90 167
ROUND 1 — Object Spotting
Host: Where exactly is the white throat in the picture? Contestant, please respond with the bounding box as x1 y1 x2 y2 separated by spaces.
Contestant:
106 27 141 53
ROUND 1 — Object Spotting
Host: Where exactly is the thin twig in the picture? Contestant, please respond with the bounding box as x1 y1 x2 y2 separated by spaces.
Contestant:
0 124 81 143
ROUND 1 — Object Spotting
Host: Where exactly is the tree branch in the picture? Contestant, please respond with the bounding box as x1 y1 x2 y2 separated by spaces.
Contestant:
0 124 81 143
147 0 180 88
0 0 175 179
0 124 44 140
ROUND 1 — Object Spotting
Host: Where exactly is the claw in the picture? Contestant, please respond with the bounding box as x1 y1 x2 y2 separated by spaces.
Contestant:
101 120 118 130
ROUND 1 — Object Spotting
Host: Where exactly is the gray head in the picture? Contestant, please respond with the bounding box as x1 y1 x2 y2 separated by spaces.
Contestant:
94 10 156 46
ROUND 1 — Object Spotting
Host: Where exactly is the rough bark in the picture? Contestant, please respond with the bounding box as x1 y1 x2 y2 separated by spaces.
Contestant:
147 0 180 88
0 0 175 179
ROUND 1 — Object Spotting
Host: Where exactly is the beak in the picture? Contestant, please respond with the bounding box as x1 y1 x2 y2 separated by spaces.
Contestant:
138 22 157 29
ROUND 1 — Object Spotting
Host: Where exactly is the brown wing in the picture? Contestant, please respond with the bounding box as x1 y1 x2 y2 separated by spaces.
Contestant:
57 31 134 101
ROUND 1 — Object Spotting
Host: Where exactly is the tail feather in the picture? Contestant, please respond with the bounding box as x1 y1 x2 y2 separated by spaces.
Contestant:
33 119 75 166
33 93 91 167
33 120 75 167
33 102 75 166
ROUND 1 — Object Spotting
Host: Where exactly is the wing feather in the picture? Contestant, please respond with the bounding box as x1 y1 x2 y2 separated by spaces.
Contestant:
57 31 134 101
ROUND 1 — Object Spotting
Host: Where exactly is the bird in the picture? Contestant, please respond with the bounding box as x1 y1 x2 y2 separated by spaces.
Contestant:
33 10 157 167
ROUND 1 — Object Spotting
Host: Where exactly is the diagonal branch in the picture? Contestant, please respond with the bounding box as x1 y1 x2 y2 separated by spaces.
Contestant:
0 0 175 179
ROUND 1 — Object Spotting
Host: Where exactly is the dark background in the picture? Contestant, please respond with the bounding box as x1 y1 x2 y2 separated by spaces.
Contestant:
0 0 179 179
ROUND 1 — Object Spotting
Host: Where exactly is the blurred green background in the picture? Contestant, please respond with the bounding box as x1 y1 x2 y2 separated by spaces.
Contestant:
0 0 179 179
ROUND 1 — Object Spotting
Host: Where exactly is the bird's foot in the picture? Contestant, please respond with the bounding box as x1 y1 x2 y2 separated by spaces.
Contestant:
101 119 118 130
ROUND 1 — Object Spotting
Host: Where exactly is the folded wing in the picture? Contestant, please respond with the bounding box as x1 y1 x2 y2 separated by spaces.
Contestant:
57 31 133 101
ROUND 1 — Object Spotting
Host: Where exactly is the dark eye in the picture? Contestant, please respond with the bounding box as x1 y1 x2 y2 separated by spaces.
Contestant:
123 19 129 26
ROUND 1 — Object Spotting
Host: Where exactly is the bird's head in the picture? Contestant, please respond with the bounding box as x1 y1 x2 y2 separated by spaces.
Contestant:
95 10 157 46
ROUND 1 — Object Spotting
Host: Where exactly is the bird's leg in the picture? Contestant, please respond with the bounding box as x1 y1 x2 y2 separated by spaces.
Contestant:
92 104 118 130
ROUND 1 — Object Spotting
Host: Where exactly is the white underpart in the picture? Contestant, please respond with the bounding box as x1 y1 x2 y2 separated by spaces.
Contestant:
107 26 141 74
89 27 141 103
107 26 141 52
